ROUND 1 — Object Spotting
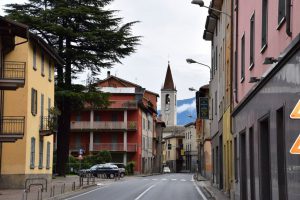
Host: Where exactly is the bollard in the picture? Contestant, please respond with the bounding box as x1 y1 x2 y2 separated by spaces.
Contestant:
22 189 28 200
72 181 76 191
61 183 65 194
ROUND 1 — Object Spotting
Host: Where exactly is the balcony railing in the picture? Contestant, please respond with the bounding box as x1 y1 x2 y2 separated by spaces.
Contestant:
0 116 25 142
93 143 137 152
108 100 138 109
40 116 57 136
0 61 26 90
70 121 137 131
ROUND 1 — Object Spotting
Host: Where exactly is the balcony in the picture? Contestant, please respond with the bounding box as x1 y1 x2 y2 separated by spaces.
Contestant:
108 100 138 110
0 116 25 142
0 61 26 90
70 121 137 132
93 143 137 152
39 116 56 136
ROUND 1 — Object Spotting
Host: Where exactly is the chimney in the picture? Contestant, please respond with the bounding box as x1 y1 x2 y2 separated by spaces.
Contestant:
107 71 111 77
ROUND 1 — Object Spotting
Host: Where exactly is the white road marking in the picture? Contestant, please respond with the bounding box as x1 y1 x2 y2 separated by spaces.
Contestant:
180 179 186 182
162 178 167 181
152 179 158 181
65 186 108 200
171 179 177 181
193 182 208 200
134 184 156 200
143 179 149 180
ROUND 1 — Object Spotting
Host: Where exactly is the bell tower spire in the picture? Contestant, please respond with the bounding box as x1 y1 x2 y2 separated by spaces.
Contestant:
161 62 177 126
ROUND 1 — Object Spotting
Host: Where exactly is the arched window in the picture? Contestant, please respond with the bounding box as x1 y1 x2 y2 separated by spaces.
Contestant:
165 94 170 105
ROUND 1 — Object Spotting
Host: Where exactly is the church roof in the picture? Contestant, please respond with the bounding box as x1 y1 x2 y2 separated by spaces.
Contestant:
162 62 176 91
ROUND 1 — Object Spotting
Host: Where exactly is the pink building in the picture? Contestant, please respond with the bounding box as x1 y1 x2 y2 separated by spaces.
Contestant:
232 0 300 200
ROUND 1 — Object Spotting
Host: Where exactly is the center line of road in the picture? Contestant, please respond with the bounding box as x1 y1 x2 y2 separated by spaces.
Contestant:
171 179 177 181
180 179 186 182
162 178 167 181
134 184 156 200
152 179 157 181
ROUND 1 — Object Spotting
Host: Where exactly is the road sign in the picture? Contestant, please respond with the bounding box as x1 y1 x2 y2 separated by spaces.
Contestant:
290 100 300 119
290 134 300 154
199 97 209 119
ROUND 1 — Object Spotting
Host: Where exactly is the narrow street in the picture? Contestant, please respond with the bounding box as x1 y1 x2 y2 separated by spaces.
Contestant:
65 174 206 200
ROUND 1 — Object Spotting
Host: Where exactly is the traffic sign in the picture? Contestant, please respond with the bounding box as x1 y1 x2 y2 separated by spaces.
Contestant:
290 134 300 154
290 100 300 119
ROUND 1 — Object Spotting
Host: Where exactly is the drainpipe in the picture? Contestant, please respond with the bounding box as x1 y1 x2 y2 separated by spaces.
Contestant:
234 0 239 104
286 0 292 37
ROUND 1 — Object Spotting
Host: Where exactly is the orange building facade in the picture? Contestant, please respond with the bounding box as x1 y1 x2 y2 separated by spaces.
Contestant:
68 73 158 173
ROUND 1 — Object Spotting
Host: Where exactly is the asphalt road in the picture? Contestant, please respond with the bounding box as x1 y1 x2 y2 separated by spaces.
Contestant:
65 173 207 200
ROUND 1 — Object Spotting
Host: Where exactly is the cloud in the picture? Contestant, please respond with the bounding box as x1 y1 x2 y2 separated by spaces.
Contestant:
177 99 196 114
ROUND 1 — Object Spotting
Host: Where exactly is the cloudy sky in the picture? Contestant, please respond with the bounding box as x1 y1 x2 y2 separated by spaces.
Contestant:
0 0 211 109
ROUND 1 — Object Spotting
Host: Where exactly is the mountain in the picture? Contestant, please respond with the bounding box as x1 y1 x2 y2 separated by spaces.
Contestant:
158 97 196 126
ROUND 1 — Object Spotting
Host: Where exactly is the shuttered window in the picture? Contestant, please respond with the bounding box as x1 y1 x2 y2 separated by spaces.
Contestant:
48 98 51 115
33 45 37 70
48 60 52 81
31 88 38 116
261 0 268 50
46 142 51 169
39 139 44 169
250 13 255 68
30 137 36 169
278 0 286 25
41 51 45 76
241 34 245 81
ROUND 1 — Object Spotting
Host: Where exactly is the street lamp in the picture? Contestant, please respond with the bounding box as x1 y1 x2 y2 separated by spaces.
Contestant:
188 87 197 91
186 58 211 70
191 0 231 18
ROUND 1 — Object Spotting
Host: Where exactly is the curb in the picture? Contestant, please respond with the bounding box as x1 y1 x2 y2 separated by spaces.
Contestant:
136 173 162 177
46 184 97 200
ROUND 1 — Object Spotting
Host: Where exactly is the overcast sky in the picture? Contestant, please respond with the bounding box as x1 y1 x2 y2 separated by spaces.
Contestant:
0 0 211 109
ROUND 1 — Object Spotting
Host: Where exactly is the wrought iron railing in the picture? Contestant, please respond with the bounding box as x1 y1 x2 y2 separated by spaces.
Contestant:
40 116 57 133
71 121 137 130
0 116 25 135
93 143 137 152
0 61 26 80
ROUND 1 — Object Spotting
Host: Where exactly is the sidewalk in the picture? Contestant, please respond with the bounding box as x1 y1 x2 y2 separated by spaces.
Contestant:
195 174 230 200
0 175 121 200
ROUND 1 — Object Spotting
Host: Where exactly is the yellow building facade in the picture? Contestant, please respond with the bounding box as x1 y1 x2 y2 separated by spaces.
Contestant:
0 25 63 188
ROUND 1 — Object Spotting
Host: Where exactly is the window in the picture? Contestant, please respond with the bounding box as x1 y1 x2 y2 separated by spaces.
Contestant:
41 51 45 76
276 107 287 199
249 127 256 200
48 98 51 115
31 88 38 116
261 0 268 50
278 0 286 25
215 47 218 71
241 34 245 81
76 113 81 121
48 60 52 81
234 137 238 181
41 94 44 117
215 91 217 116
39 139 44 169
30 137 36 169
259 116 271 200
46 142 51 169
165 94 170 105
240 132 247 199
33 45 37 70
143 118 145 130
250 13 255 68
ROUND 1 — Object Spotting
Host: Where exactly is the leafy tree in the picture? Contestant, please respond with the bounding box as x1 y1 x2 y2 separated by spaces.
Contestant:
5 0 140 176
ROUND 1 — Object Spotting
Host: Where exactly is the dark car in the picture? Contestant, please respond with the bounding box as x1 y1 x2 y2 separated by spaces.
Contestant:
91 164 119 179
106 163 126 177
78 164 100 177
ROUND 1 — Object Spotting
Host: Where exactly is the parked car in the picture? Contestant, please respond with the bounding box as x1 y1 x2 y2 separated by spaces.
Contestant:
91 164 119 179
106 163 126 177
163 166 171 173
78 164 101 177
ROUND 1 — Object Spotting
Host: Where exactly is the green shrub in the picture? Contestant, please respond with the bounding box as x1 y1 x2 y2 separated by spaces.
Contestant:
126 161 135 175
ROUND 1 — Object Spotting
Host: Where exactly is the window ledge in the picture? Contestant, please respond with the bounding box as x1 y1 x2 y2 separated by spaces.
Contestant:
277 17 286 30
260 44 268 54
240 77 245 83
38 166 43 169
41 73 45 77
33 67 37 71
249 63 254 70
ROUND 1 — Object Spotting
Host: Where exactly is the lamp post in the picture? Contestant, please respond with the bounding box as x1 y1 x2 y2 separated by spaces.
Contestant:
186 58 211 80
191 0 231 18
